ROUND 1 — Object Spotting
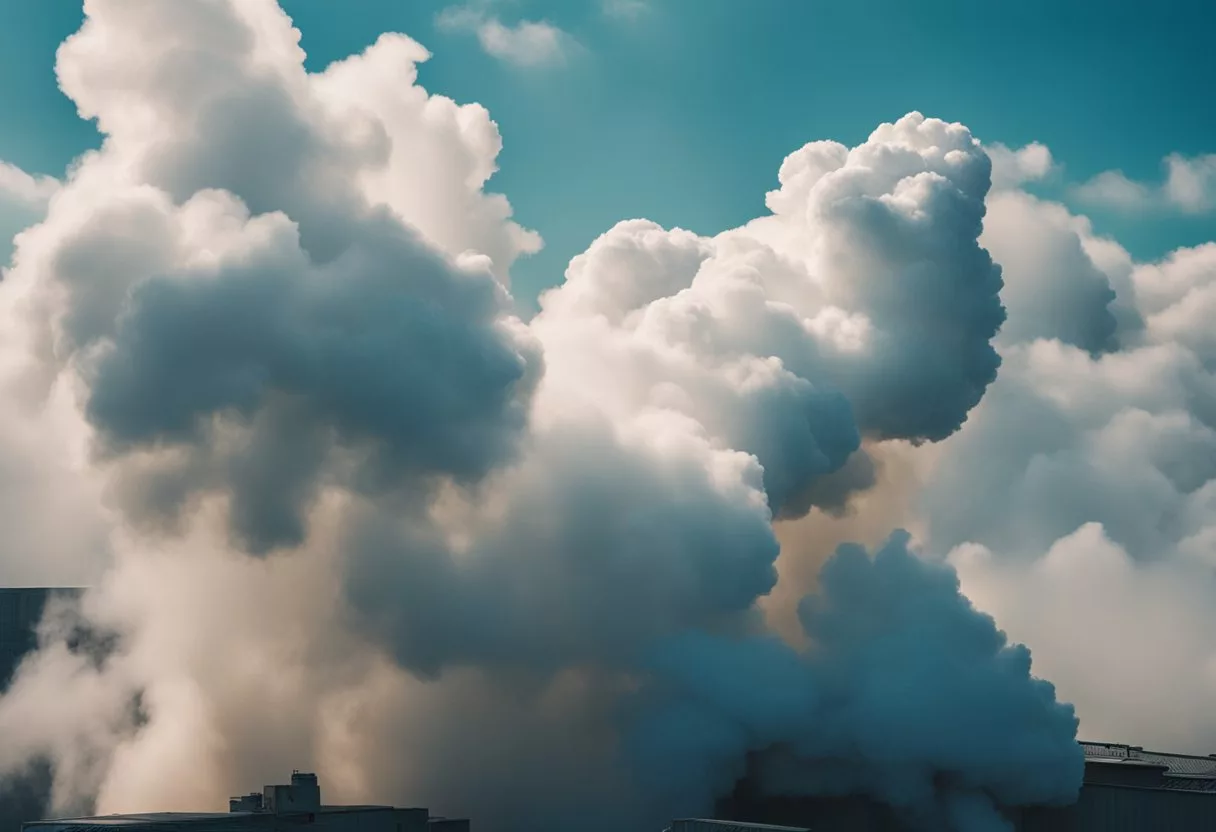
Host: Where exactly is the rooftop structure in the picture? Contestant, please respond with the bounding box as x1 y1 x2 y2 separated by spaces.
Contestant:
1081 741 1216 791
22 773 469 832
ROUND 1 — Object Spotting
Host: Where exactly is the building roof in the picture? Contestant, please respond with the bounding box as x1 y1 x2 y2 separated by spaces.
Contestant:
1083 741 1216 791
24 807 398 829
672 820 810 832
27 814 237 826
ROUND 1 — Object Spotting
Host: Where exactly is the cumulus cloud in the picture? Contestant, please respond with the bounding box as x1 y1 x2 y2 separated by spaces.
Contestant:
1072 152 1216 214
1164 152 1216 213
952 523 1216 754
436 6 574 68
890 147 1216 757
980 190 1122 353
637 533 1082 829
1070 169 1153 211
0 162 59 268
0 4 1097 832
985 142 1056 190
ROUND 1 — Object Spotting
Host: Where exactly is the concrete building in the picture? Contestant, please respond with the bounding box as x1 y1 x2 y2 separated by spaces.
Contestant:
22 772 470 832
1 589 84 832
716 741 1216 831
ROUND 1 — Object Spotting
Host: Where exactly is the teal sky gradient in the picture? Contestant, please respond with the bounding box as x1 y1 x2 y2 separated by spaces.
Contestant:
2 0 1212 306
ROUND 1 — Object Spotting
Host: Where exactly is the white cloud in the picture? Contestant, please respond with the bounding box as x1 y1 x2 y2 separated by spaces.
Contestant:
602 0 650 20
908 151 1216 753
1070 168 1155 210
951 523 1216 754
0 161 59 269
0 0 1044 821
1164 152 1216 213
981 189 1126 353
1071 152 1216 213
985 141 1056 190
436 6 574 67
4 2 1216 829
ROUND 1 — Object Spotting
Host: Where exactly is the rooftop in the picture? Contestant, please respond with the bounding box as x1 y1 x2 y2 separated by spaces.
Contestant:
1082 741 1216 792
24 807 400 829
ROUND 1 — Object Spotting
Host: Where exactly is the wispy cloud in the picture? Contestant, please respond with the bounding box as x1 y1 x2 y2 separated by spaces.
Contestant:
1071 152 1216 214
1164 153 1216 213
1071 169 1155 211
985 141 1058 191
436 5 575 68
602 0 650 21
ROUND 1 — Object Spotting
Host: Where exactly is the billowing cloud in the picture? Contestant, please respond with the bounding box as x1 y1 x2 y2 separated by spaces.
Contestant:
637 532 1081 829
436 6 574 68
981 190 1121 353
1070 169 1154 211
985 142 1056 191
1071 151 1216 214
1164 153 1216 213
0 162 59 268
951 523 1216 755
895 155 1216 758
0 3 1115 832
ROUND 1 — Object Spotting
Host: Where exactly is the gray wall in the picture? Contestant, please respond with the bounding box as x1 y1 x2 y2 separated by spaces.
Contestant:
1019 784 1216 832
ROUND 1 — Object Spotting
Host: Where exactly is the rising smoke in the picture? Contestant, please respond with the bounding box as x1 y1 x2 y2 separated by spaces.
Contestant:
22 0 1216 830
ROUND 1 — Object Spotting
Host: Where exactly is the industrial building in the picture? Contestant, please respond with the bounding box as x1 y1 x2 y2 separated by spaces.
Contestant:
715 741 1216 831
1 588 83 832
23 772 470 832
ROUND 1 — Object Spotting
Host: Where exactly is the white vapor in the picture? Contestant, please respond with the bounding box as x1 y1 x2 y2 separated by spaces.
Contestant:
919 140 1216 756
0 162 59 269
1071 151 1216 214
436 6 574 68
603 0 650 21
985 142 1056 190
4 3 1184 832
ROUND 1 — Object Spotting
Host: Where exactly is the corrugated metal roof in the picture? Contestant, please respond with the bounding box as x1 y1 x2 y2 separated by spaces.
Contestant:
1083 741 1216 779
1162 777 1216 793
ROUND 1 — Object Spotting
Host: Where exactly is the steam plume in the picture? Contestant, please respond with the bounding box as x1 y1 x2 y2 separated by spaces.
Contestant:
0 3 1110 832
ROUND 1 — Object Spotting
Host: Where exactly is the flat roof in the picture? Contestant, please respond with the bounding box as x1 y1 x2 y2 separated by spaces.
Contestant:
25 814 247 829
1083 741 1216 779
674 820 810 832
25 807 400 828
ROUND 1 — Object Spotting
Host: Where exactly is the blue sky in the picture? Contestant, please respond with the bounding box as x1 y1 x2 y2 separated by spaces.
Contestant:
2 0 1212 306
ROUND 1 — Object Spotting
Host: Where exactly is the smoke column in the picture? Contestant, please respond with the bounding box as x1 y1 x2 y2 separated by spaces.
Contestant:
0 2 1142 831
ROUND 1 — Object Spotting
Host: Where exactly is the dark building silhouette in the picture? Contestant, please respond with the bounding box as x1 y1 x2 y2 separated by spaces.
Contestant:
0 588 83 832
716 741 1216 832
24 771 470 832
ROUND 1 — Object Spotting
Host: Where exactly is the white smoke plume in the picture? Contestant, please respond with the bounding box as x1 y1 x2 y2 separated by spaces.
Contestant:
0 2 1111 831
930 235 1216 754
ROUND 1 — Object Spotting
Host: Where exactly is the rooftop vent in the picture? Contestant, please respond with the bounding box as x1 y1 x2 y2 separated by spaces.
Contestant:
229 793 264 813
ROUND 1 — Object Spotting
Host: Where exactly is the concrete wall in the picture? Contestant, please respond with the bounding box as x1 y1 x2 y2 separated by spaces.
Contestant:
1018 784 1216 832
